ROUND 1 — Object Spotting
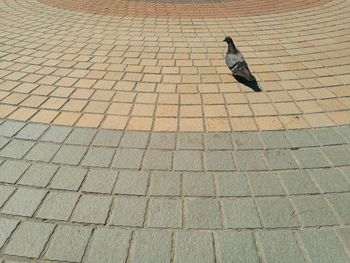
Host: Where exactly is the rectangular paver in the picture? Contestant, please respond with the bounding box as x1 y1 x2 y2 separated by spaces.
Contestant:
149 171 181 196
49 166 87 191
215 172 251 196
142 150 172 170
0 218 19 248
264 149 298 170
81 169 117 193
177 133 203 150
292 148 330 168
325 193 350 224
0 160 30 183
173 150 202 171
205 133 233 149
183 172 215 196
113 170 149 195
247 172 284 196
91 129 122 147
206 151 235 171
149 132 176 149
110 197 147 227
65 128 96 145
0 185 15 207
232 133 264 150
81 146 115 167
112 148 144 169
24 142 60 162
0 121 25 137
235 150 268 171
119 131 149 148
52 145 87 165
309 168 350 193
278 170 319 195
0 140 35 159
40 125 72 143
15 123 48 140
18 163 58 187
147 198 182 228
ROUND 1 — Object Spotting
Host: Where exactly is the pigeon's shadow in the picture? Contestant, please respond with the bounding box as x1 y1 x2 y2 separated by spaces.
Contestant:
233 75 262 92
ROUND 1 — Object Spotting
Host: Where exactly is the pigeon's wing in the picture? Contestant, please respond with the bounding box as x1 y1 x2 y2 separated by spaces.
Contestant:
225 52 244 70
234 63 256 82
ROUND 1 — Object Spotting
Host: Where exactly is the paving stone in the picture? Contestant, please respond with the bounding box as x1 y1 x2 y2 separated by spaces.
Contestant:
232 133 264 150
0 160 30 183
264 149 298 169
41 126 72 143
309 168 350 193
215 232 259 263
322 145 350 166
65 127 96 145
298 229 349 263
0 139 35 159
0 137 9 150
0 185 15 207
18 163 58 187
142 150 172 170
174 232 214 263
149 171 181 196
235 150 268 171
112 148 144 169
110 197 147 227
325 193 350 223
15 123 48 140
71 194 112 224
113 170 149 195
147 198 182 228
256 197 301 227
149 132 176 149
130 230 172 263
340 166 350 181
1 188 47 217
206 151 235 171
173 150 202 171
292 195 338 227
278 170 319 195
91 129 122 147
247 172 284 196
49 166 87 191
221 199 261 228
81 169 117 193
337 126 350 142
311 128 347 146
256 231 304 263
85 228 131 263
177 133 204 150
183 172 215 196
52 144 87 165
4 221 55 258
292 148 330 168
185 198 221 229
81 146 115 167
0 218 19 248
119 131 149 148
260 131 290 149
336 228 350 250
205 133 233 149
0 121 25 137
215 172 251 196
24 142 60 162
44 225 92 262
285 130 319 147
33 189 79 219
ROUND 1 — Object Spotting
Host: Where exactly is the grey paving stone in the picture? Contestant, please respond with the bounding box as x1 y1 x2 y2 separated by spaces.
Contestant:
215 172 251 197
4 221 55 258
260 131 290 149
174 232 214 263
130 230 172 263
232 133 264 150
142 150 172 170
91 129 122 147
52 145 87 165
44 225 92 262
292 195 338 227
64 127 96 145
81 146 115 167
0 185 15 207
336 228 350 250
0 137 10 149
285 130 319 147
0 218 19 248
36 192 79 221
15 123 48 140
173 150 202 171
81 169 117 194
247 172 284 196
0 121 25 137
18 163 58 187
205 133 233 150
149 132 176 149
113 170 149 195
85 228 131 263
0 139 35 159
119 131 149 148
71 194 112 224
278 170 319 195
325 193 350 224
1 188 47 217
112 148 144 169
215 232 259 263
41 125 72 143
177 133 204 150
49 166 87 191
311 128 347 146
292 148 330 168
235 150 268 171
264 149 298 170
221 199 261 228
24 142 60 162
147 198 182 228
110 197 147 227
256 197 301 228
322 145 350 166
182 172 215 196
340 166 350 181
185 198 221 229
206 151 235 171
298 229 349 263
336 125 350 142
256 231 304 263
149 171 181 196
0 160 30 183
309 168 350 193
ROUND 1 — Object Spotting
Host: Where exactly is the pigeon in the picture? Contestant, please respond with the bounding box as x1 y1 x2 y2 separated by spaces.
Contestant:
223 36 261 92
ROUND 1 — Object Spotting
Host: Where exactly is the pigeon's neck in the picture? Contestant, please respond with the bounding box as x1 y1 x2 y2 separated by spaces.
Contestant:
227 42 238 53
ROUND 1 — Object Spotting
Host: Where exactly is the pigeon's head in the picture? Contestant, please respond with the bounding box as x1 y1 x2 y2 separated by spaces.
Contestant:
223 36 233 44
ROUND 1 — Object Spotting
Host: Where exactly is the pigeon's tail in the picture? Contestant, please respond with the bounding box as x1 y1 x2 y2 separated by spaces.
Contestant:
233 75 262 92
